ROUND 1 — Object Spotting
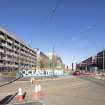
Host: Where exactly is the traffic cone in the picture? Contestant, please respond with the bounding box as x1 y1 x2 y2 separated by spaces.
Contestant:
30 78 32 84
31 84 39 100
31 77 36 84
17 88 23 102
38 84 43 96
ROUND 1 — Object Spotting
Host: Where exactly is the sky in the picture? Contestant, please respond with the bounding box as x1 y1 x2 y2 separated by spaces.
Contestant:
0 0 105 68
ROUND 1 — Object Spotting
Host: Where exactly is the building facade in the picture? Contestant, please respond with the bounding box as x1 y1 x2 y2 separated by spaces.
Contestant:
76 49 105 72
0 27 36 73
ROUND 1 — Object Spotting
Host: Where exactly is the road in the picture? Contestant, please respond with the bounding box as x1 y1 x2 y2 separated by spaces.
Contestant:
0 76 105 105
0 76 16 83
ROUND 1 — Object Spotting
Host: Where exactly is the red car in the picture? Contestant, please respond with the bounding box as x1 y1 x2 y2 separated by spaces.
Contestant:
72 71 80 76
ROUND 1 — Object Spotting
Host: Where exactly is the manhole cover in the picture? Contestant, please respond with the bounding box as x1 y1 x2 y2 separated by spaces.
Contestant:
14 102 43 105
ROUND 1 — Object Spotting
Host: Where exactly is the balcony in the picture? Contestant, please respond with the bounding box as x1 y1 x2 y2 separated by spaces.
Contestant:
0 34 5 40
2 43 7 47
2 43 12 49
21 51 27 56
14 53 19 57
13 64 19 68
0 63 4 67
4 57 12 61
6 39 13 44
0 49 4 53
6 44 12 49
14 42 20 47
14 58 19 62
20 50 25 55
0 63 4 65
5 64 13 67
6 51 13 55
14 47 19 52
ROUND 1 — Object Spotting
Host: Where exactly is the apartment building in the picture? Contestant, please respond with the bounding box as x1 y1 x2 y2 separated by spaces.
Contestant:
0 27 36 73
76 49 105 72
76 57 97 72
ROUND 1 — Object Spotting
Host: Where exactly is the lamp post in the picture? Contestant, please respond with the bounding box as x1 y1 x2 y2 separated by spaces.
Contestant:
72 61 77 71
18 42 21 77
51 41 56 77
52 44 55 77
103 48 104 73
72 63 74 71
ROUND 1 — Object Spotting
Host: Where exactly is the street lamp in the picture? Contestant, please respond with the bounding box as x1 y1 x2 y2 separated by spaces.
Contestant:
103 48 104 73
52 41 55 77
52 46 55 77
72 61 77 71
19 42 20 73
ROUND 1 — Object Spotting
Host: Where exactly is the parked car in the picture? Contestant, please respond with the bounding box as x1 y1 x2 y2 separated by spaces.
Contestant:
72 71 80 76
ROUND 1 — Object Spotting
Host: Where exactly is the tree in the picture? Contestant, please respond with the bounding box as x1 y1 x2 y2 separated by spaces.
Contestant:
40 57 49 69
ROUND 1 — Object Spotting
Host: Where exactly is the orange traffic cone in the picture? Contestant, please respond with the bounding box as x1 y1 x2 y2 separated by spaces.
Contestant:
17 88 23 102
38 84 43 96
31 77 35 84
31 84 39 100
30 78 33 84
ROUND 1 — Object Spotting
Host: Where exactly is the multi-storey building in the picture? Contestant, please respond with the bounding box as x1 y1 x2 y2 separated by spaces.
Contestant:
76 57 97 72
0 27 36 73
97 50 105 70
76 49 105 72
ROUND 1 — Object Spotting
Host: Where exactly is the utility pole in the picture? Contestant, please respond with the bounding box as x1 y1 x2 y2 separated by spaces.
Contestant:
19 42 21 75
86 61 88 72
51 40 56 77
103 48 104 73
72 63 74 71
37 49 40 70
52 44 55 77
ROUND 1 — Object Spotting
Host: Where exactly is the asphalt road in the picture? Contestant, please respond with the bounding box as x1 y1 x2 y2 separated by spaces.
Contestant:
43 76 105 105
0 76 105 105
0 76 16 83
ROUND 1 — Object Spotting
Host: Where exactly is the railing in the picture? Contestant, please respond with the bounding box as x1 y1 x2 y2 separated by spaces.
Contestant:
14 42 20 47
13 54 19 57
12 65 19 67
6 51 13 55
0 34 5 40
3 57 12 61
0 63 4 66
6 39 13 44
13 59 19 63
6 45 12 49
2 43 12 49
2 43 7 47
0 49 4 53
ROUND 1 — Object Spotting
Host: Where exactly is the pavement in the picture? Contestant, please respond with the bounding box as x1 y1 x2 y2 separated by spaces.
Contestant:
0 76 105 105
82 73 105 80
